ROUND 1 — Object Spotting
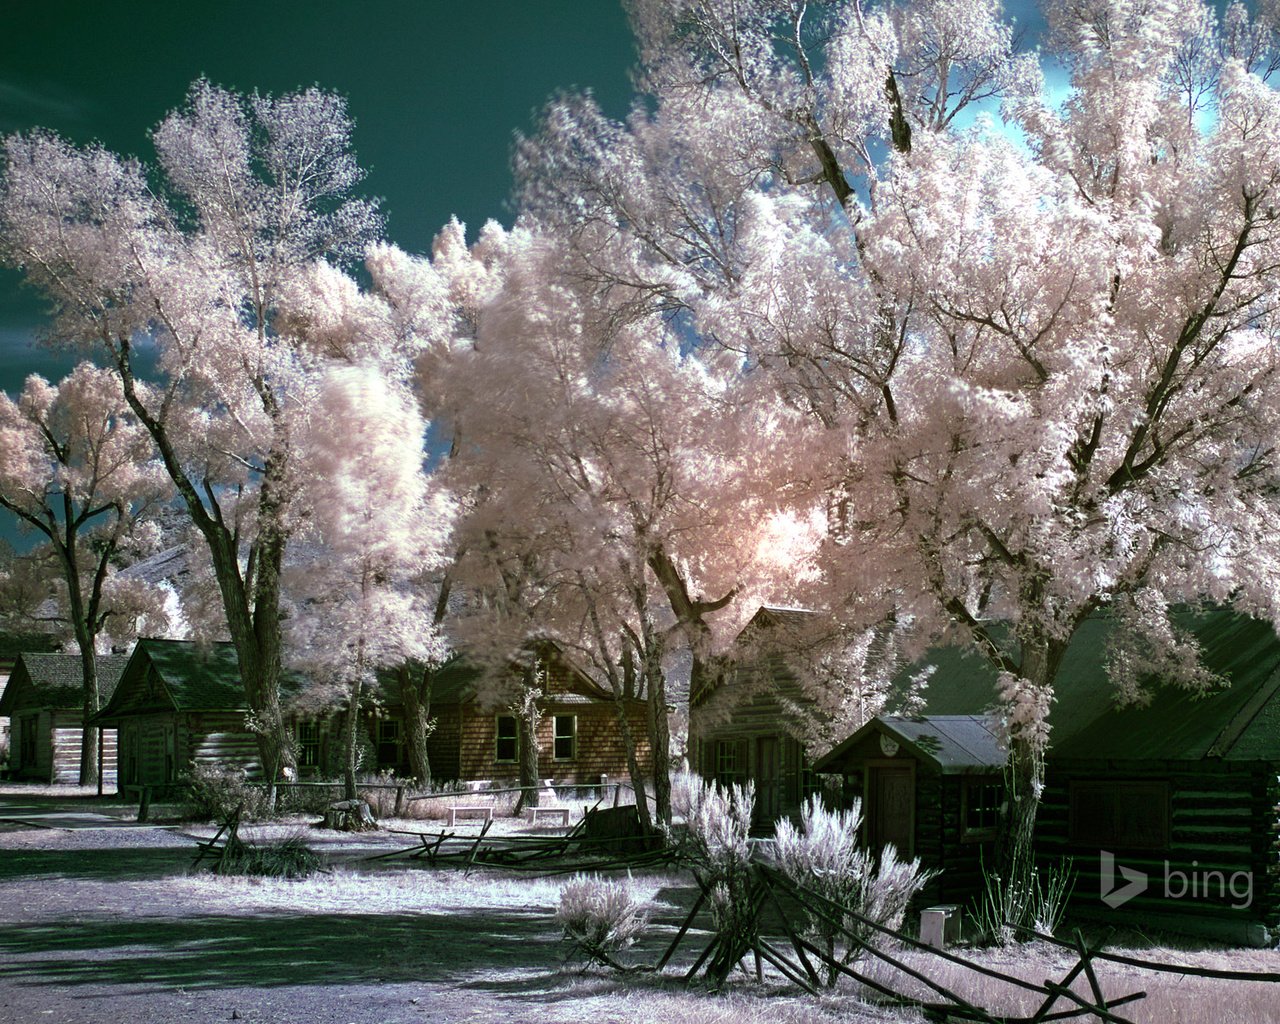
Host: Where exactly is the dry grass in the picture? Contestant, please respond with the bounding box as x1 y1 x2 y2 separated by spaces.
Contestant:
856 937 1280 1024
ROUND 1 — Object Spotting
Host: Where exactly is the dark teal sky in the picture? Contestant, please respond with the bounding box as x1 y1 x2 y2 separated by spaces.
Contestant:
0 0 637 396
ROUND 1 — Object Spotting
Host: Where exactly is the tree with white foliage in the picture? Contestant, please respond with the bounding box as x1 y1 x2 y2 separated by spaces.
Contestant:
284 364 452 802
514 0 1280 898
0 81 383 795
0 364 171 784
417 222 809 830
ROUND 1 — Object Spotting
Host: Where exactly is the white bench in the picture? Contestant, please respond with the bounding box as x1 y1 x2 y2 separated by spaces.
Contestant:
448 805 494 826
528 806 570 826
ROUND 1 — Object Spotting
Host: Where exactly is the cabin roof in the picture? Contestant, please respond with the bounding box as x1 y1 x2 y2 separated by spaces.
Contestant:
93 639 252 720
382 641 621 709
1050 611 1280 762
814 714 1005 775
0 653 128 714
851 607 1280 766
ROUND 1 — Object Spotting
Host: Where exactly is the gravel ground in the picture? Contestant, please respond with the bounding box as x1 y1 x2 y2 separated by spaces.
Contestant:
4 792 1276 1024
0 805 892 1024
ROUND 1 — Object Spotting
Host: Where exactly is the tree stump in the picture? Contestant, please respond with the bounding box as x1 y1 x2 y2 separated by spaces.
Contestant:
320 799 378 832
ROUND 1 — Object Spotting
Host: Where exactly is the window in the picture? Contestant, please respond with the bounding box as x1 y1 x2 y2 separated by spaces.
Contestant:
962 779 1003 840
553 715 576 761
715 739 743 788
376 719 401 767
1069 780 1170 851
495 715 518 763
296 721 320 768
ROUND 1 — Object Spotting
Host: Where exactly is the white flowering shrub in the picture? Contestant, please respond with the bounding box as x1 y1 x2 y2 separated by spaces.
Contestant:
678 774 758 977
774 796 936 984
556 873 649 968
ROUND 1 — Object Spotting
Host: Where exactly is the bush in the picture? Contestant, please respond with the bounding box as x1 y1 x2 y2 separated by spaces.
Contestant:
219 832 323 879
556 873 649 968
678 775 758 980
773 796 937 985
970 851 1075 946
184 763 267 823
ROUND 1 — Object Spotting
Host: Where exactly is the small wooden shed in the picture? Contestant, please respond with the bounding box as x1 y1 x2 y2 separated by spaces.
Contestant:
92 639 262 785
813 714 1005 905
0 652 126 783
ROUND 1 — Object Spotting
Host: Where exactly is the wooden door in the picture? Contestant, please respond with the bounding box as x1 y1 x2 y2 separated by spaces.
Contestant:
867 765 915 857
755 735 780 824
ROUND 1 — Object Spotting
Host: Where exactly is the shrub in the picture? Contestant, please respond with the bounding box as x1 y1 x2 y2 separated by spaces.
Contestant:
678 774 758 981
773 796 937 985
970 851 1075 946
184 762 267 823
219 832 324 879
556 873 649 968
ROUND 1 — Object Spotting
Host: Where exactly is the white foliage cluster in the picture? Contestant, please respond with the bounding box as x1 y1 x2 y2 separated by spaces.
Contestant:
555 873 650 964
774 796 936 971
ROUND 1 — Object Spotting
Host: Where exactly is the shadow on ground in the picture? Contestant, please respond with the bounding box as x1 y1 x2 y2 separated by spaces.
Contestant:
0 906 562 993
0 844 198 881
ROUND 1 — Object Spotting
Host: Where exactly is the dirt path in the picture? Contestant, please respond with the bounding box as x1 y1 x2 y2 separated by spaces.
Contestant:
0 812 884 1024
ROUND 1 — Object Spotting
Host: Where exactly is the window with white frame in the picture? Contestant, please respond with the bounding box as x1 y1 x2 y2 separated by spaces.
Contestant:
495 715 518 763
553 715 576 761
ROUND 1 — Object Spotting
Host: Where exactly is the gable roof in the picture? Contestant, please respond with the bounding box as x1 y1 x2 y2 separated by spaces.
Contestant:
0 653 128 715
93 639 252 720
379 640 619 709
855 607 1280 765
814 714 1005 775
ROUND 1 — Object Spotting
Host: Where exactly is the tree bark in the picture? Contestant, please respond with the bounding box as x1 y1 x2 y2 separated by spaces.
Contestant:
399 663 434 786
341 679 363 803
515 698 541 812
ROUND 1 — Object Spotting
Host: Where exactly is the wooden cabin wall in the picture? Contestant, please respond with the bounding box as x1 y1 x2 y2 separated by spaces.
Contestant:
185 712 261 779
48 714 117 784
425 706 462 783
455 700 650 786
1040 760 1278 933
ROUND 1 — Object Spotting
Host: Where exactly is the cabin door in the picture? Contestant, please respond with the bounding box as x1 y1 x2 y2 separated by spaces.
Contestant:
755 736 780 823
866 765 914 857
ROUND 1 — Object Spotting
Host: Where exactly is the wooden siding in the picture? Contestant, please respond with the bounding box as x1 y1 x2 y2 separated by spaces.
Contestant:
426 706 463 783
119 711 259 786
455 700 650 786
9 711 116 784
691 648 823 823
1039 760 1279 933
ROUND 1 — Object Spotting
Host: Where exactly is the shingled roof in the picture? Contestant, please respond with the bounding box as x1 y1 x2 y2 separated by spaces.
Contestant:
93 640 251 720
0 653 128 714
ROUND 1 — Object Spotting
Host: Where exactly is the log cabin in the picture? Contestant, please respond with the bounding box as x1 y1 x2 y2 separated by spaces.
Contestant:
0 652 126 783
92 639 263 785
813 608 1280 946
302 642 653 789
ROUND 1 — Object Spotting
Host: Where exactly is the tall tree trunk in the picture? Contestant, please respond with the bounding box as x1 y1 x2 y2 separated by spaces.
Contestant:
515 696 540 812
644 656 672 828
998 633 1066 933
342 680 363 802
614 646 656 838
399 663 434 786
116 350 295 810
76 643 100 787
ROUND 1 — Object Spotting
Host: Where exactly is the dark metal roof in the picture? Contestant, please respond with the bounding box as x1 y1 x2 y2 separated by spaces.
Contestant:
867 607 1280 765
0 653 128 714
814 714 1005 774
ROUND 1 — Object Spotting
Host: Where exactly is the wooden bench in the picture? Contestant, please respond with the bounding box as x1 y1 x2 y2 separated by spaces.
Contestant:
528 806 571 827
448 805 494 826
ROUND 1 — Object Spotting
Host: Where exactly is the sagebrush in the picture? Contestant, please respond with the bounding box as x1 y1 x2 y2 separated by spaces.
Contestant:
774 795 936 985
556 873 649 968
